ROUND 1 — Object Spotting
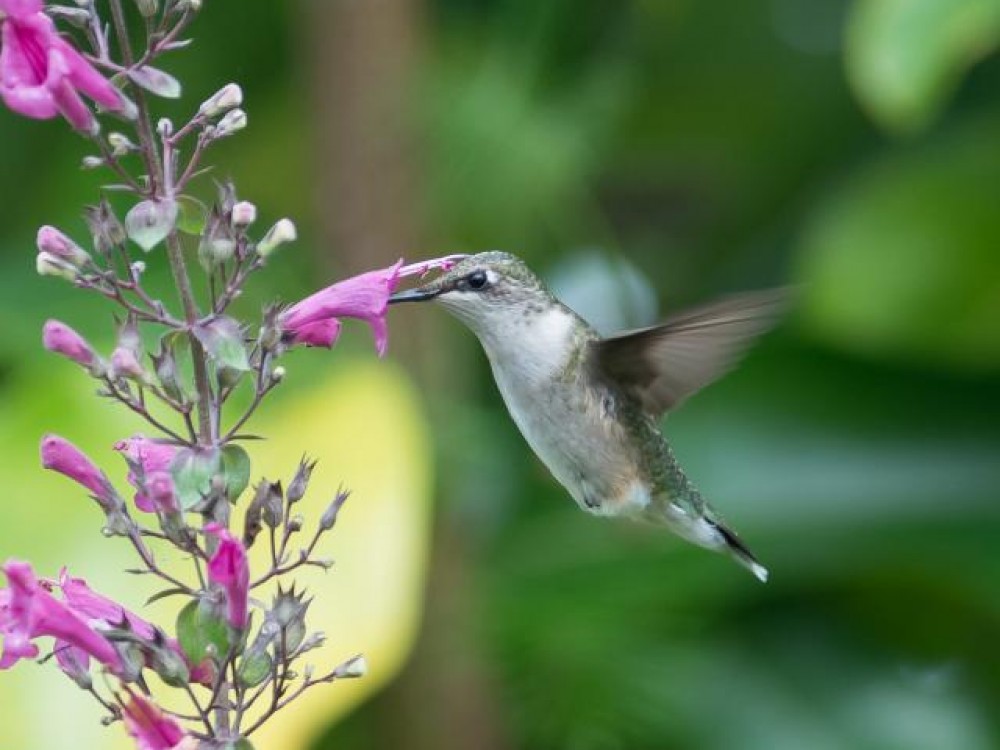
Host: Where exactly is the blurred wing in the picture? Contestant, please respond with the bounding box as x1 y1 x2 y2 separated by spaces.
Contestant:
590 289 789 416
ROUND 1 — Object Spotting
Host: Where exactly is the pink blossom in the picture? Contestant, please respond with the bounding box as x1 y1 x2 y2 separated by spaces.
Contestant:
0 0 126 132
40 434 117 511
122 692 189 750
0 559 122 672
281 254 466 356
43 319 95 367
37 225 90 267
58 570 156 640
111 346 145 379
205 523 249 630
115 436 177 513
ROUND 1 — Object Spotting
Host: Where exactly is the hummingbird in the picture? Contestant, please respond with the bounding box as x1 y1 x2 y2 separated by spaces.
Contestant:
389 252 785 581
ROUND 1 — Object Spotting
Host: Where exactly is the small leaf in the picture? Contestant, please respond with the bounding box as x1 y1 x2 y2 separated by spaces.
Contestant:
237 649 272 688
170 447 222 511
194 316 251 373
177 599 233 665
176 195 207 236
125 198 178 251
127 65 182 99
221 444 252 502
145 587 189 605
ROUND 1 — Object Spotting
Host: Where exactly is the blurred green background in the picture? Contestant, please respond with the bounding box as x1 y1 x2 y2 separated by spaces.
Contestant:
2 0 1000 748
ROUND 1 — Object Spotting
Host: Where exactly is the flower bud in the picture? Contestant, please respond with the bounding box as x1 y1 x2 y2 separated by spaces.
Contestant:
271 365 286 383
320 488 350 531
156 118 173 137
256 218 296 258
84 198 127 255
37 252 79 281
54 644 93 689
198 207 236 267
111 347 145 380
134 0 158 18
214 108 247 138
199 83 243 118
287 458 315 505
108 131 135 156
261 480 283 528
334 654 367 679
37 226 91 268
81 155 104 169
43 320 96 368
48 6 92 27
231 200 257 228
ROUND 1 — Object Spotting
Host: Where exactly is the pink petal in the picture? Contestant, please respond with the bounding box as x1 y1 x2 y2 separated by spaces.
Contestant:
123 693 188 750
0 0 42 19
0 19 57 118
56 39 123 111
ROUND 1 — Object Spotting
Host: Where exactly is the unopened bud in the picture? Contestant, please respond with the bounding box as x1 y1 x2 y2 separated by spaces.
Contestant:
111 347 145 380
131 260 146 276
81 155 103 169
48 6 92 26
134 0 158 18
37 226 91 268
108 131 135 156
199 83 243 118
37 252 79 281
231 200 257 228
256 218 296 258
156 118 173 137
334 655 367 679
214 108 247 138
288 514 303 533
320 488 350 531
43 320 96 369
271 365 286 383
287 457 315 505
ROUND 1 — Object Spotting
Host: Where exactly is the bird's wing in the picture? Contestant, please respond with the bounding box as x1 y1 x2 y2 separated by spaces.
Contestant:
589 288 788 417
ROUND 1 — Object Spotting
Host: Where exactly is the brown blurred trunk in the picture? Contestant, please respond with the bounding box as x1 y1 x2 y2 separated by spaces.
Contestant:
303 1 508 749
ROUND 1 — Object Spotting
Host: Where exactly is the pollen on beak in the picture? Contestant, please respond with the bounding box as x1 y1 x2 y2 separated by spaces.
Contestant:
388 287 440 304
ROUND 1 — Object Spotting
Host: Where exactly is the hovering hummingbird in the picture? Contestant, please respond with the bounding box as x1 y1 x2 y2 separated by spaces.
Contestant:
389 252 786 581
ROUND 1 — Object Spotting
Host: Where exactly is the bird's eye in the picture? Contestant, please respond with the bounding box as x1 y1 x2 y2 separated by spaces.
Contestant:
466 270 488 290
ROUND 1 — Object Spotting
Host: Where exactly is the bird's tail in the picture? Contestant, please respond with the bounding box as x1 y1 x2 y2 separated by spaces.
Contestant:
710 519 769 583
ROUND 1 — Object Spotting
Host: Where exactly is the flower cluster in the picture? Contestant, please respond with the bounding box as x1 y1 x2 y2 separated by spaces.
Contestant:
0 0 458 747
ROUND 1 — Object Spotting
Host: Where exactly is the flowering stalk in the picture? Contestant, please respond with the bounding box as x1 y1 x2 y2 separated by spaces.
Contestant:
0 0 464 747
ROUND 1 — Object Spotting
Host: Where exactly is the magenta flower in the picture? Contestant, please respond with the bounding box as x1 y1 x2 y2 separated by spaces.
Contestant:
0 0 126 132
40 434 118 511
37 225 90 267
122 692 189 750
205 523 249 630
281 255 466 356
43 319 96 368
59 569 156 640
115 436 177 513
0 559 122 672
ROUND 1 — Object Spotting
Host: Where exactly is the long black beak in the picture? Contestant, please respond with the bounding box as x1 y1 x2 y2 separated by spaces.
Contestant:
388 287 440 304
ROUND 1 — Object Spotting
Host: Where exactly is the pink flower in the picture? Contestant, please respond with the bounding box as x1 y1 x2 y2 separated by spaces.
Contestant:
43 319 95 368
281 254 466 356
58 570 156 640
205 523 249 630
40 434 118 511
0 559 122 672
37 225 90 267
0 0 126 132
115 436 177 513
122 692 189 750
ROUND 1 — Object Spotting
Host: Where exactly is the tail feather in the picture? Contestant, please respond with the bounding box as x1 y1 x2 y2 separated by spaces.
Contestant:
712 520 768 583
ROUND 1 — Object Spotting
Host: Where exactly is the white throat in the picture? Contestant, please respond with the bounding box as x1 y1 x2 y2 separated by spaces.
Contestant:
477 306 577 384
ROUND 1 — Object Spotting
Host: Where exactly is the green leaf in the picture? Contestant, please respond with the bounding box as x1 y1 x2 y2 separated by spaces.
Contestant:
177 599 233 665
846 0 1000 133
221 444 252 502
176 195 207 236
237 649 272 688
170 447 222 511
194 317 251 373
125 198 178 251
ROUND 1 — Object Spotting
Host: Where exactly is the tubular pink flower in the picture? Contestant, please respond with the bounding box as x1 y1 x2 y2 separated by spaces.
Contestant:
40 434 117 511
0 0 126 132
58 570 156 640
0 560 122 672
281 254 466 356
122 692 188 750
43 319 95 367
37 225 90 267
115 436 177 513
205 523 249 630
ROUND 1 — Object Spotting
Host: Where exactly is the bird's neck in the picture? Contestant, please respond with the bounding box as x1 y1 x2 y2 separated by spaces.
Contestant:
478 305 585 386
